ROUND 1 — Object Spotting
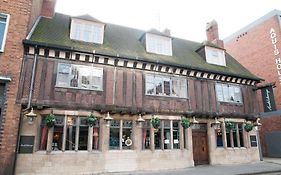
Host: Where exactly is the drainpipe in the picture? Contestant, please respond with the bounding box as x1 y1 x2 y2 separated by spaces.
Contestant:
13 45 38 175
27 45 38 109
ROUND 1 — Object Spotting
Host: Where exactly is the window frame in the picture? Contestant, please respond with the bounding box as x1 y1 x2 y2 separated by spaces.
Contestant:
56 62 103 91
215 83 243 104
205 46 226 66
0 13 10 52
70 18 105 44
225 122 245 148
145 74 188 99
145 33 172 56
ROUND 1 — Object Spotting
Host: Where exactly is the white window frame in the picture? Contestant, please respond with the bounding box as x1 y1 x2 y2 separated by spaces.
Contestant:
215 83 242 104
56 62 103 91
0 13 10 52
205 46 226 66
70 18 104 44
145 74 187 98
146 33 172 56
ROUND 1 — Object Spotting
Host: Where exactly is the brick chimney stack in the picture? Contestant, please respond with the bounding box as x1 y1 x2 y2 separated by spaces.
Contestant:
206 20 224 48
41 0 57 18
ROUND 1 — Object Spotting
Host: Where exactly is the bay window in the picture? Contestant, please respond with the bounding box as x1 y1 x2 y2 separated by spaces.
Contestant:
145 74 187 98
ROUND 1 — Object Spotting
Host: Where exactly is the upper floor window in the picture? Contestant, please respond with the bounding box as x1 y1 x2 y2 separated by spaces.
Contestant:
205 46 226 66
146 33 172 56
56 63 103 91
0 13 10 52
215 83 242 103
70 18 105 44
145 74 187 98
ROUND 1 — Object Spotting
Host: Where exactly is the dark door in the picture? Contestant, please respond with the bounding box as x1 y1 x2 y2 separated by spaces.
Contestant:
192 125 209 165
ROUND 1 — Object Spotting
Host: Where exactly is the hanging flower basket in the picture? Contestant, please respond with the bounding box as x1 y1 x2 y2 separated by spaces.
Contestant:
181 117 190 129
87 113 97 127
45 113 56 128
151 116 160 129
244 121 254 132
225 121 236 131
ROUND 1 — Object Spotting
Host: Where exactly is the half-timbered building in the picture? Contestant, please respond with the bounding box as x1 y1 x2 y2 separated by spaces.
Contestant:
16 13 262 174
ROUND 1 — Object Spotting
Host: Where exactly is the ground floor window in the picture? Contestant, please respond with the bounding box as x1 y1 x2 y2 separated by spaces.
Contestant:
39 115 100 151
109 120 133 150
154 120 181 150
226 122 245 148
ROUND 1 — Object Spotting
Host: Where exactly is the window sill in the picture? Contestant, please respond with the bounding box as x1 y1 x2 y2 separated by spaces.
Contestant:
55 86 103 93
145 94 189 100
34 150 101 154
218 101 243 106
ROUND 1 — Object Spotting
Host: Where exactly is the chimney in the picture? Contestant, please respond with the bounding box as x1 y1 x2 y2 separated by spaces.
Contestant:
206 20 224 48
41 0 57 18
163 28 171 36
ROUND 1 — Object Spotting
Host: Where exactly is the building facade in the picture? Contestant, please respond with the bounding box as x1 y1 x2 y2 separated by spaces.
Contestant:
225 10 281 157
15 11 261 175
0 0 55 174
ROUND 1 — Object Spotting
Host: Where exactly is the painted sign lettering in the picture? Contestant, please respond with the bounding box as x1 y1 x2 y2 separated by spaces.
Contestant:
270 28 281 84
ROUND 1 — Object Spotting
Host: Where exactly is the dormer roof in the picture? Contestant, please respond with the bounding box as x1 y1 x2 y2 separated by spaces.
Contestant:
26 13 260 81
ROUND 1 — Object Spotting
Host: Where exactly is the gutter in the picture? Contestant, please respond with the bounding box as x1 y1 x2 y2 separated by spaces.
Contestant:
22 40 262 82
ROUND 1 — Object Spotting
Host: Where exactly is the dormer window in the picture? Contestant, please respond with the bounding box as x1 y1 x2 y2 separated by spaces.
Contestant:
70 18 105 44
146 33 172 56
205 46 226 66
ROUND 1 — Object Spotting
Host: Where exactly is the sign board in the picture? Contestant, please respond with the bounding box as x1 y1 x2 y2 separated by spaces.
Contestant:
19 136 34 153
261 86 276 112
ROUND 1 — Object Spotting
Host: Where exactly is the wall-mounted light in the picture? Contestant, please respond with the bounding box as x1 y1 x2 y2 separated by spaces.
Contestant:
25 107 37 124
137 114 145 122
192 116 199 124
254 118 262 127
104 112 113 121
211 117 221 128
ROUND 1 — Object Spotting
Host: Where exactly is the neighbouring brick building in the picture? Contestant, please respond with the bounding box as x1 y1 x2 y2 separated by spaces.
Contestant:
0 0 56 174
225 9 281 157
14 3 262 174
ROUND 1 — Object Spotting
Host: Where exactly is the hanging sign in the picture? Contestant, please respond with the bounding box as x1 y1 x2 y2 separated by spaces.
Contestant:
261 86 276 112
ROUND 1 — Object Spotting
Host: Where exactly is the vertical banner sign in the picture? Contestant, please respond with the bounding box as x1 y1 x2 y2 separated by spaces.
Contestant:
261 86 276 112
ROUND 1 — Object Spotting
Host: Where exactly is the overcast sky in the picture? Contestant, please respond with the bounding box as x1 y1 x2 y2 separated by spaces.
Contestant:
56 0 281 42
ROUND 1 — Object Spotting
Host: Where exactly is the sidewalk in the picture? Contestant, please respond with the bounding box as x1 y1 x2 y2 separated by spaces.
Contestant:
99 158 281 175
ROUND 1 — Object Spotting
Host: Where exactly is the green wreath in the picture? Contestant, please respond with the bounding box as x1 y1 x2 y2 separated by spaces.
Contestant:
45 113 56 128
151 117 161 129
181 117 190 129
244 121 254 132
225 121 236 131
87 113 97 127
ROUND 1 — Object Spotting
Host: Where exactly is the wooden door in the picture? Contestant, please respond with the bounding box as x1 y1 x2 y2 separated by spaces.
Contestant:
192 130 209 165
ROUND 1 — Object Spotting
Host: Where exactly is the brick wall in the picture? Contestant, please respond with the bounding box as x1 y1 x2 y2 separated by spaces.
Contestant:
225 14 281 157
0 0 44 174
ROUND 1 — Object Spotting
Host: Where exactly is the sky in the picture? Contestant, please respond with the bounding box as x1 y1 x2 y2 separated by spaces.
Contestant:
55 0 281 42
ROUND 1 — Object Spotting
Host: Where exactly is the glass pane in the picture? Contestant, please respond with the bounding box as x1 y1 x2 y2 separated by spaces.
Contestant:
239 124 244 147
173 121 180 149
155 77 163 95
216 126 223 147
233 126 238 147
79 117 88 150
234 86 242 103
110 120 120 149
39 118 48 150
163 80 170 96
154 128 161 149
122 120 132 150
226 131 231 147
146 82 155 95
53 125 63 151
222 84 229 102
66 116 76 150
0 22 6 49
216 84 224 101
172 79 180 97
